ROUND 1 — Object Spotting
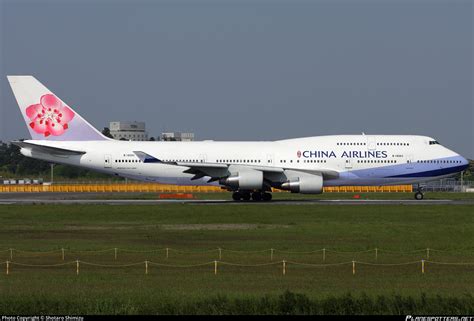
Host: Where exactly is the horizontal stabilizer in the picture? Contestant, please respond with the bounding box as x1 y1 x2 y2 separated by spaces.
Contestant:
12 141 86 156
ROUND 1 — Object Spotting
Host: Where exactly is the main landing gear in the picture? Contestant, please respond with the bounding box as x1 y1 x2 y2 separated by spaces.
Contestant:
232 191 272 202
414 185 424 200
232 191 251 201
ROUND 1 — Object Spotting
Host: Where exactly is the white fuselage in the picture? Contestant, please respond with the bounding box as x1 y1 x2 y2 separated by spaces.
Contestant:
20 134 469 188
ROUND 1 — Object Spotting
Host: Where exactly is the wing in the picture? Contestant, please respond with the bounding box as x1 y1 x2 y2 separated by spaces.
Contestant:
133 151 339 183
134 150 237 181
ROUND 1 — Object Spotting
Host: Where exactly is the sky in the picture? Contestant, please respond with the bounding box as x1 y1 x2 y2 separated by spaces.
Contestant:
0 0 472 158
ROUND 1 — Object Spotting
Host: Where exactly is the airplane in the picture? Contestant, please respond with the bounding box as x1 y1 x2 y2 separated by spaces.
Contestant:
7 76 469 201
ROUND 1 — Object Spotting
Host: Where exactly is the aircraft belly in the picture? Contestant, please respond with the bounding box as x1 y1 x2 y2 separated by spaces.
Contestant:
118 165 217 186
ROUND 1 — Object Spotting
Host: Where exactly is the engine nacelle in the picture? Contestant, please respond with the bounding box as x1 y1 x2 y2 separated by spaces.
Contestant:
281 175 323 194
220 170 264 190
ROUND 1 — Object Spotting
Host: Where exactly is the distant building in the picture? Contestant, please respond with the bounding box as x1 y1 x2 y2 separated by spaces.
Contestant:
109 121 148 141
160 132 195 142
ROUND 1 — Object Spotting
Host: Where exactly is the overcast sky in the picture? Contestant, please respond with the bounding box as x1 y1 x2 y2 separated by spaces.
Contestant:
1 0 472 158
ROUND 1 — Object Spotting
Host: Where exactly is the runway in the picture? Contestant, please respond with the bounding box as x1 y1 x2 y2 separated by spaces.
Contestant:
0 193 472 205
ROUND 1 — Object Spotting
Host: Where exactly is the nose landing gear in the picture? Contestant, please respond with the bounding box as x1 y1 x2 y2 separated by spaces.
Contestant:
414 185 424 200
414 192 424 200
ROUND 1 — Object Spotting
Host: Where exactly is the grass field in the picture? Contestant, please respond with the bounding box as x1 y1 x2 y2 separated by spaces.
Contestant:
0 198 473 314
93 191 474 200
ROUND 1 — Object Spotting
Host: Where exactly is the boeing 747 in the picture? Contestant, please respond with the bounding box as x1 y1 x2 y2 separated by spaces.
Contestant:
7 76 469 201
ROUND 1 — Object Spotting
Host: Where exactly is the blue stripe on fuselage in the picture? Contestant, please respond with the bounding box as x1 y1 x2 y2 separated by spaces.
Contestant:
345 156 467 179
386 164 468 178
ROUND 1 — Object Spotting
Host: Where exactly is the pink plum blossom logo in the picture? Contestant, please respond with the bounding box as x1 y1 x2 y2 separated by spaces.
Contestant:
297 150 302 158
25 94 75 137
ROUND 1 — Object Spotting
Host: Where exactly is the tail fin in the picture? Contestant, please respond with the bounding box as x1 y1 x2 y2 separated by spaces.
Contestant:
7 76 108 141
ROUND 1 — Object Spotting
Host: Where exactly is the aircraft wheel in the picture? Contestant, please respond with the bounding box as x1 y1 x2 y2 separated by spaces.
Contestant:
232 192 242 201
414 192 424 200
242 193 251 201
251 192 262 201
262 193 272 201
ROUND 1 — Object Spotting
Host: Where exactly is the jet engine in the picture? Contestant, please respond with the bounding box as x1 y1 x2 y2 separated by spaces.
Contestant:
220 169 264 190
281 174 323 194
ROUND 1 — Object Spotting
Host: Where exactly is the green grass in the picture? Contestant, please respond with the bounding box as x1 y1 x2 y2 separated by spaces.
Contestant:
91 191 474 200
0 203 473 314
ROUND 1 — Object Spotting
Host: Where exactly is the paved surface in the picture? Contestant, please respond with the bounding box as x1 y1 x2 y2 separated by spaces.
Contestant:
0 193 472 205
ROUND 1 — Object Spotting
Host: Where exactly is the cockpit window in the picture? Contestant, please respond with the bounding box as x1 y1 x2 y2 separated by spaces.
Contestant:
429 141 440 145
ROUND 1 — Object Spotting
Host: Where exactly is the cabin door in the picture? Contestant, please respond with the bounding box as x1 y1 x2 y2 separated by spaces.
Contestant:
367 137 377 151
104 154 112 168
405 155 415 169
345 158 353 169
266 154 274 166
